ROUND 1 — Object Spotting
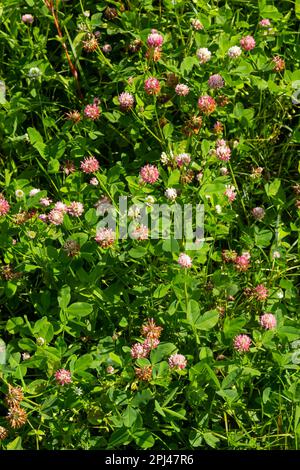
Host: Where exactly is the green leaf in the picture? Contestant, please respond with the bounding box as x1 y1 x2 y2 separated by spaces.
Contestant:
7 436 23 450
108 427 132 448
155 399 166 417
162 237 179 253
296 0 300 19
189 429 203 447
33 317 54 342
163 123 174 140
66 302 93 317
153 284 170 298
109 352 123 367
150 343 177 364
168 169 181 186
58 285 71 310
180 56 198 75
133 430 155 449
278 326 300 341
74 354 93 371
128 247 147 258
162 407 187 420
265 179 281 197
203 432 220 449
223 317 246 339
47 159 60 174
254 227 273 248
27 127 46 159
0 338 6 365
122 405 138 428
195 310 219 331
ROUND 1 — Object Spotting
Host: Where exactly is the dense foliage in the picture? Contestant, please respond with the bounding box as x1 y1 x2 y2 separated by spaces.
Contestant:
0 0 300 450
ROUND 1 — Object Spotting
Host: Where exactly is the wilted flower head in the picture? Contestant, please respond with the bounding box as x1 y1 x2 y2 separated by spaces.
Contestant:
240 35 256 51
168 353 187 370
251 166 264 179
253 284 269 301
165 188 177 201
135 366 152 381
252 207 265 220
260 313 277 330
82 34 98 53
0 195 10 216
213 121 224 134
233 334 252 352
141 318 163 340
235 253 251 271
118 92 135 111
222 250 237 263
63 239 80 257
6 407 27 429
183 115 203 136
0 426 8 440
140 164 159 184
178 253 192 268
191 19 203 30
80 156 100 173
63 160 76 175
95 227 115 248
198 95 216 114
144 77 161 95
104 6 118 20
175 83 190 96
147 31 164 48
67 202 84 217
66 110 81 124
208 74 224 89
55 369 72 385
5 385 24 408
196 47 211 64
128 39 142 53
106 366 114 374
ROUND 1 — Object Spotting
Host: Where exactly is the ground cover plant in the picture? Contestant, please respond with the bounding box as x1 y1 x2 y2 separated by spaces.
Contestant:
0 0 300 451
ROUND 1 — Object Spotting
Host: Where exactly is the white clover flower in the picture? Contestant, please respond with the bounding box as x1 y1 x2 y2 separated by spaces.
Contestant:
29 188 40 197
28 67 42 79
128 205 141 219
165 188 177 201
15 189 24 198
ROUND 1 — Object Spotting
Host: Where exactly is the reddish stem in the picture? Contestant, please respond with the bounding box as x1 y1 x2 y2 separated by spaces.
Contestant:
44 0 83 99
